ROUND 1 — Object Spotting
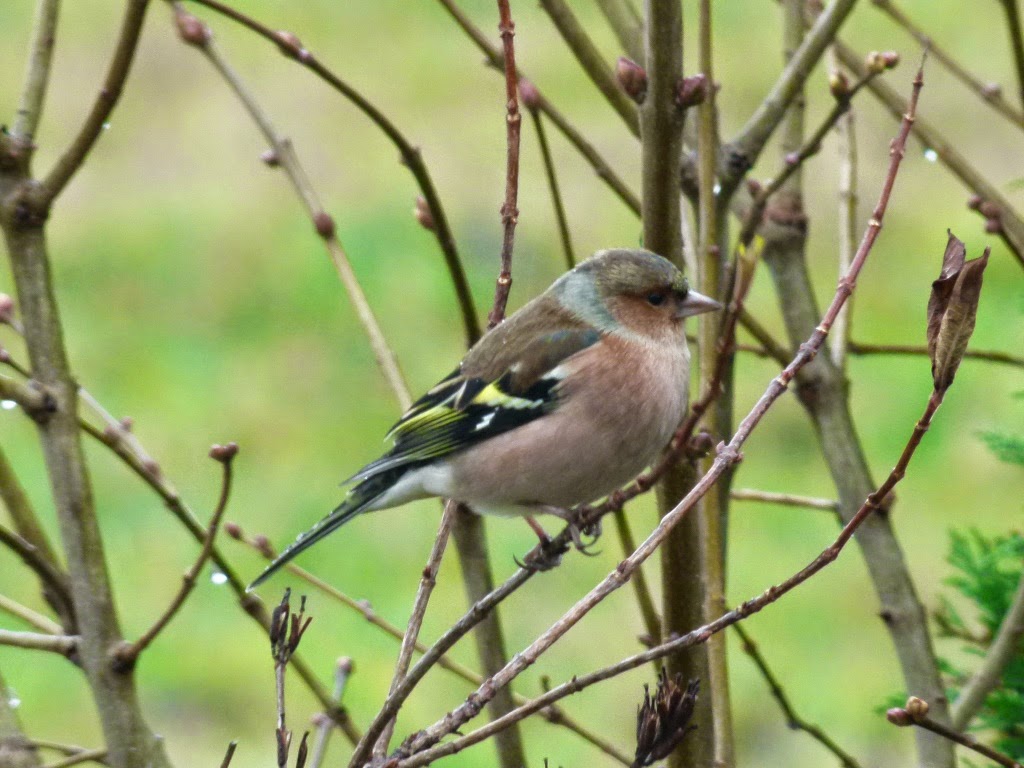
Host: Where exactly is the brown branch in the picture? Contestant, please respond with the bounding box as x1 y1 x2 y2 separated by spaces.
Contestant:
831 36 1024 269
113 444 237 668
398 367 954 767
0 436 61 573
596 0 644 63
169 3 412 409
39 748 109 768
737 310 792 367
871 0 1024 130
999 0 1024 111
0 524 71 622
217 741 237 768
309 659 352 768
888 698 1023 768
233 529 630 765
829 46 858 369
0 374 53 420
722 0 858 194
373 503 456 757
36 0 150 207
488 0 522 329
525 101 576 268
10 0 60 143
435 0 642 215
611 509 662 644
0 593 63 635
729 488 838 511
848 340 1024 368
538 0 641 135
951 567 1024 729
733 624 863 768
0 629 77 656
397 60 927 759
180 0 481 345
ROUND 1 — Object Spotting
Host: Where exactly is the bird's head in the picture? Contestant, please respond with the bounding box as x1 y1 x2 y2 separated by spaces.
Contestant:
554 248 721 339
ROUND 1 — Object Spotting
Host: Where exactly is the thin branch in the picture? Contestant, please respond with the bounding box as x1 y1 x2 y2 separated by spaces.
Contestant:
871 0 1024 129
36 0 150 207
951 567 1024 729
525 102 576 268
0 437 61 570
729 488 838 511
999 0 1024 110
180 0 481 345
487 0 522 329
848 340 1024 368
596 0 644 63
0 523 72 620
169 3 412 409
611 509 661 644
398 366 952 767
113 444 237 668
11 0 60 142
0 374 52 419
233 529 631 765
889 698 1023 768
733 624 863 768
738 311 792 367
830 45 858 369
398 60 927 759
217 741 237 768
374 503 456 757
40 748 109 768
0 629 77 656
831 36 1024 269
435 0 642 215
0 593 63 634
538 0 640 135
723 0 858 194
309 659 352 768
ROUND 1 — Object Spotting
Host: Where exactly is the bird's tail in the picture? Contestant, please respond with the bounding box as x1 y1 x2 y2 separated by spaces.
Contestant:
247 472 395 590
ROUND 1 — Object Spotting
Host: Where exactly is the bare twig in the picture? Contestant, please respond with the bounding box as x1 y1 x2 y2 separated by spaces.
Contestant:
848 340 1024 368
524 96 576 268
37 0 150 207
539 0 640 134
999 0 1024 110
888 697 1023 768
0 593 63 634
309 659 352 768
10 0 60 142
723 0 858 194
113 443 237 668
951 568 1024 729
373 503 456 757
40 748 109 768
488 0 522 329
0 438 61 571
435 0 642 215
611 509 662 644
218 741 237 768
398 61 927 759
830 45 858 369
232 529 631 765
596 0 644 63
0 523 72 628
0 629 77 656
0 374 52 419
181 0 481 345
871 0 1024 129
734 624 862 768
168 3 412 409
729 488 838 511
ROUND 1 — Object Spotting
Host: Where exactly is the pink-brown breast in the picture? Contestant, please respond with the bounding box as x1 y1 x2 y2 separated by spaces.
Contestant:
445 331 690 515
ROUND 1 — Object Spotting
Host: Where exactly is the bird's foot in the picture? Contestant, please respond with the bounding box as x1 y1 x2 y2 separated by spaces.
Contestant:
515 538 567 572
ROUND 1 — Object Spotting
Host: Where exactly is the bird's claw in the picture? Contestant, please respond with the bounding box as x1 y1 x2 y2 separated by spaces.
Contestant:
515 536 567 572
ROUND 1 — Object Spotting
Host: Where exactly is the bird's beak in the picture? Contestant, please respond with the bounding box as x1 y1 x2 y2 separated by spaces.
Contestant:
676 290 723 319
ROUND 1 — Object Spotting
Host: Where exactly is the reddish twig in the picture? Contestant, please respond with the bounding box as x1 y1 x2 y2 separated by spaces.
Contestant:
488 0 522 329
396 59 927 760
112 443 238 669
888 697 1023 768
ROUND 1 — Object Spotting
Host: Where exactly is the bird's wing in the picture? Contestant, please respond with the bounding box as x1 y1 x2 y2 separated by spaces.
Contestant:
345 326 601 484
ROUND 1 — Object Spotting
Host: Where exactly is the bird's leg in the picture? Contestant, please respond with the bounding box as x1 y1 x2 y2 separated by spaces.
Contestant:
532 505 601 556
514 516 567 572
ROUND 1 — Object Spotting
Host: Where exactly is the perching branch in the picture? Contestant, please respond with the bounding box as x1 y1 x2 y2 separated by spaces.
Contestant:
0 593 63 635
888 697 1023 768
0 629 77 656
10 0 60 143
0 523 72 621
998 0 1024 111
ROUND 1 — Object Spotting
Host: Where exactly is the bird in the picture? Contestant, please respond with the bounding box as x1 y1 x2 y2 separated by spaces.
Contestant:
250 248 721 589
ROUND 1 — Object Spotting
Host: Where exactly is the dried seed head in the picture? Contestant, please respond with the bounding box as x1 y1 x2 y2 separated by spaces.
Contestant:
633 670 700 767
616 57 648 104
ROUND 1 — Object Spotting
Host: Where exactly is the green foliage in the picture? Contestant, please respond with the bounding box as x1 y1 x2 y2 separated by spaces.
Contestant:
937 529 1024 759
978 431 1024 467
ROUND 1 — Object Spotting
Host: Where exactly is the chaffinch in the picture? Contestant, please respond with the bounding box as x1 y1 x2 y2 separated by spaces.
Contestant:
250 248 720 588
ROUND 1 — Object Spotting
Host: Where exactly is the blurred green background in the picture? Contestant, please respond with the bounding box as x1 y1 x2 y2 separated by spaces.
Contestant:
1 1 1022 766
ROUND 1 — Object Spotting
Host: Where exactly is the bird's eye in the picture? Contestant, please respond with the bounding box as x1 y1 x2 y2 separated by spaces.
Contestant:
647 292 666 306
